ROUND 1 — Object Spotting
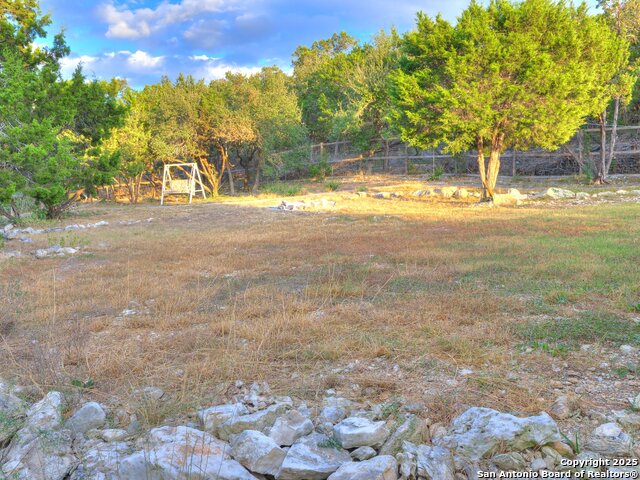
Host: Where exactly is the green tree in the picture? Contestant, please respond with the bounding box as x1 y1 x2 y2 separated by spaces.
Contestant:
104 88 151 203
389 0 628 200
595 0 639 183
0 1 124 219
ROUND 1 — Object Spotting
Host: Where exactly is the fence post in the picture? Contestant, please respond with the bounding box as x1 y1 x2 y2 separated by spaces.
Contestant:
577 130 584 175
512 150 516 176
383 140 389 172
404 143 409 175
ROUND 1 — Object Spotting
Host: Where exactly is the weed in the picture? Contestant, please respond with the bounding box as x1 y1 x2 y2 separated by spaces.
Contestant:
325 181 339 192
428 166 444 181
318 435 343 450
380 400 402 419
262 183 303 197
308 160 332 181
561 432 580 454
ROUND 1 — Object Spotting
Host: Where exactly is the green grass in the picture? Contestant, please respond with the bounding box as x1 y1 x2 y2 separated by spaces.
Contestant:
262 182 304 196
515 312 640 351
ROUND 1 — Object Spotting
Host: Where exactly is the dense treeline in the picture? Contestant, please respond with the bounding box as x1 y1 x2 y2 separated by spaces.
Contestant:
1 0 639 217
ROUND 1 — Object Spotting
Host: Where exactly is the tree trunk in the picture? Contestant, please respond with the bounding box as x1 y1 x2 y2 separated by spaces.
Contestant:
198 158 219 196
476 136 489 201
606 97 620 176
227 164 235 195
252 155 263 194
595 109 608 184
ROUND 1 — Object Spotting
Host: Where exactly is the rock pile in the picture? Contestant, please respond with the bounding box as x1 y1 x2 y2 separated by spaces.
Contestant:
1 221 109 240
1 380 639 479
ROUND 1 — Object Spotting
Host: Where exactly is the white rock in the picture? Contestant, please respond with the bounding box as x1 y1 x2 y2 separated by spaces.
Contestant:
319 405 348 424
328 455 398 480
379 414 428 456
438 407 561 462
66 402 106 434
276 432 352 480
350 446 377 461
219 402 289 440
531 458 547 471
118 425 257 479
97 428 128 442
198 402 250 436
269 410 314 446
584 422 634 457
70 441 131 479
2 392 76 480
544 188 575 200
333 416 390 449
403 442 456 480
231 430 286 475
620 345 636 355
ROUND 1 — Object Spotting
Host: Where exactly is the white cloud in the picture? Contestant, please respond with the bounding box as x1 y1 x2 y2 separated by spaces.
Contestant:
127 50 165 69
195 59 262 81
189 54 218 61
60 55 99 77
98 0 236 39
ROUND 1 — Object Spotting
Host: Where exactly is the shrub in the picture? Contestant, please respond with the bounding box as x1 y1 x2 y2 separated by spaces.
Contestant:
428 166 444 181
262 183 303 196
308 160 332 181
325 181 339 191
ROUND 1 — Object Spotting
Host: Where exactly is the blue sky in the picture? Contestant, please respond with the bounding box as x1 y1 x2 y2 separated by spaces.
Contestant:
39 0 601 88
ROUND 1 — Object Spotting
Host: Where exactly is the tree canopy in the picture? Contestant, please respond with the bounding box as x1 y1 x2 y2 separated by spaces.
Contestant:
389 0 629 198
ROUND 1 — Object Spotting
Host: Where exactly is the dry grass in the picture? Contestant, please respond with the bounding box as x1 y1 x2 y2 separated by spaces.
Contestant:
1 175 640 425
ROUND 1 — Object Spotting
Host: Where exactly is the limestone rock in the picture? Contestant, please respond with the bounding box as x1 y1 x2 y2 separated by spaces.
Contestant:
584 423 633 457
550 395 572 420
327 455 398 480
276 432 352 480
231 430 286 475
492 452 527 471
403 441 456 480
379 414 428 456
437 407 561 462
118 425 257 479
333 416 390 449
66 402 106 434
2 392 76 480
219 402 289 441
319 406 348 424
70 441 132 479
198 402 250 436
269 410 314 446
350 446 377 461
544 187 576 199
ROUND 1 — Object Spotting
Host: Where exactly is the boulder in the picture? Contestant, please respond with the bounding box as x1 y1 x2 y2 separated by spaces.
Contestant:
544 188 575 200
584 423 634 457
333 416 390 449
2 391 77 480
319 406 348 424
492 452 527 471
327 455 398 480
0 381 26 443
437 407 561 462
66 402 106 434
198 402 250 436
231 430 286 475
269 410 314 446
379 414 428 456
350 446 377 461
70 441 132 479
118 425 257 479
403 442 456 480
276 433 352 480
219 402 289 440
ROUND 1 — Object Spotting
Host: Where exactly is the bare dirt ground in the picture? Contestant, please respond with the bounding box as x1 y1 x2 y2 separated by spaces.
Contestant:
1 174 640 440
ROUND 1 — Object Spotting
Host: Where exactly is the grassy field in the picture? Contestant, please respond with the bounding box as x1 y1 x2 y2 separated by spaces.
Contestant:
1 176 640 429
